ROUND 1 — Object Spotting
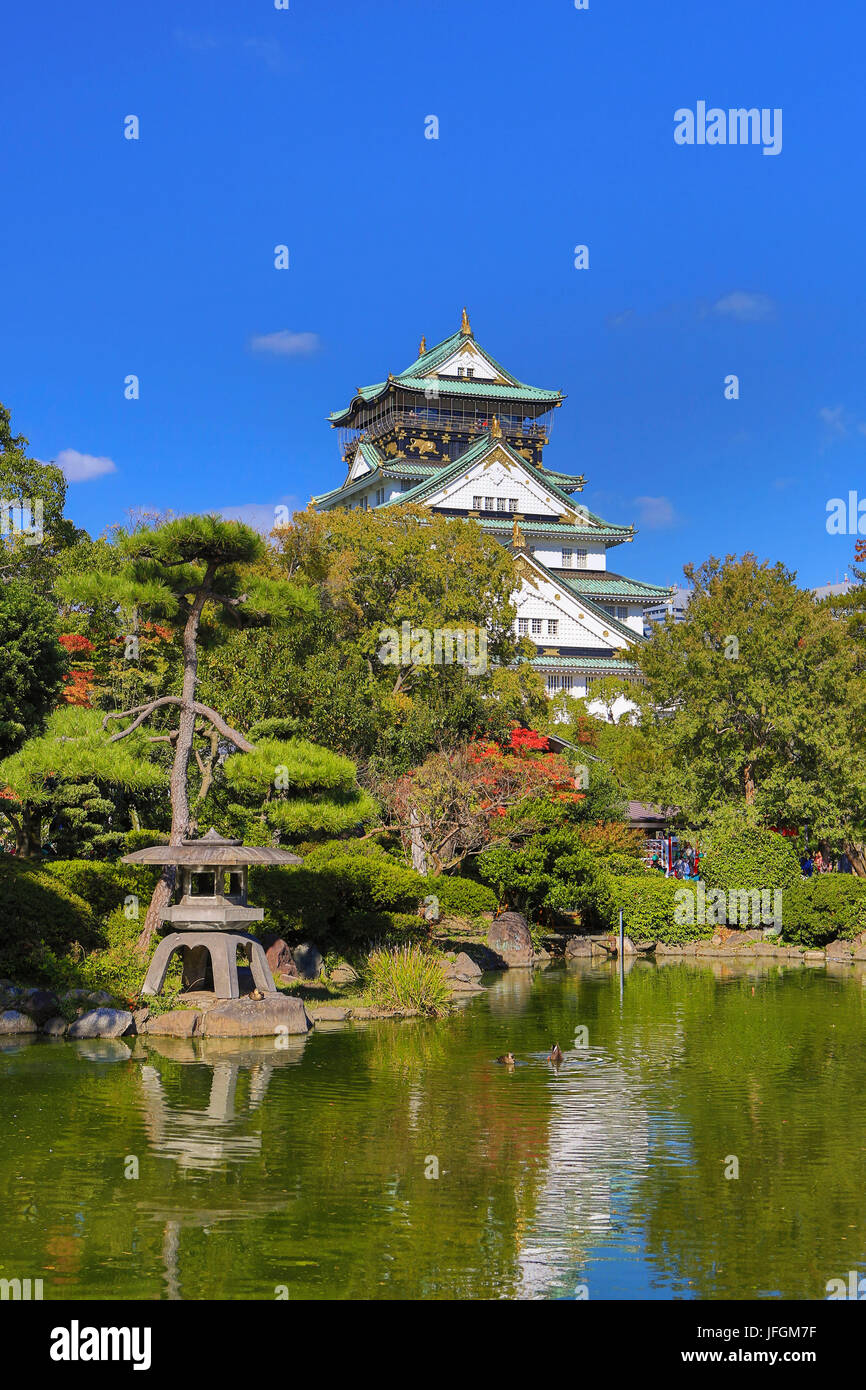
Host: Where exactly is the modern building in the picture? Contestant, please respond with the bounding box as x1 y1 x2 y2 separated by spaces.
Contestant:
643 584 691 635
313 311 672 709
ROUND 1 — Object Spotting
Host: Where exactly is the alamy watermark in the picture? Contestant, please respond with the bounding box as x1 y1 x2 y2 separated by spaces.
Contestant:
674 103 782 157
377 621 488 676
1 498 43 545
674 884 782 931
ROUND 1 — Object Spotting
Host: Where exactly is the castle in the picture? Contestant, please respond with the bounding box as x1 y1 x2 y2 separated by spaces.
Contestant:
313 310 671 708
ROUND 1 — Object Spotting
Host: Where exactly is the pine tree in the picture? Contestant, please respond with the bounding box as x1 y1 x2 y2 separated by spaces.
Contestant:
58 515 317 949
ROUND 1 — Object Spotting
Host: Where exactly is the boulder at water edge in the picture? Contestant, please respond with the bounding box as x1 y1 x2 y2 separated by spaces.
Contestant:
487 912 533 967
143 1009 202 1037
292 942 324 979
265 937 298 982
201 994 311 1037
67 1008 134 1040
0 1010 38 1034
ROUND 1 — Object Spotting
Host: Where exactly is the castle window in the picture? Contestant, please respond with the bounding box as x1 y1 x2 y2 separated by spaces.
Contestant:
484 497 495 511
466 368 474 378
509 499 518 512
575 549 588 568
531 618 542 635
375 487 385 506
518 619 528 635
547 620 559 637
472 495 482 510
497 498 507 512
562 549 573 568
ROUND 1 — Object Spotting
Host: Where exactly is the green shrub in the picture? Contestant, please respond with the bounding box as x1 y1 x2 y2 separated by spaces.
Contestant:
599 852 651 878
701 827 802 894
122 828 169 854
44 858 161 922
0 861 101 980
366 944 452 1017
431 876 497 917
478 829 612 928
783 876 866 947
605 874 708 945
249 853 427 944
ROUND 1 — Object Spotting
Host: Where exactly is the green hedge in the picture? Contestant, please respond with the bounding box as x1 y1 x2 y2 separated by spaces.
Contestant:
701 827 802 894
0 861 101 980
783 876 866 946
249 848 428 944
599 853 651 878
44 858 161 921
605 874 711 945
478 830 613 929
430 876 497 917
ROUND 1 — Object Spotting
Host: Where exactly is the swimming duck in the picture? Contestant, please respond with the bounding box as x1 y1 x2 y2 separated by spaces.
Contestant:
496 1052 516 1066
548 1043 564 1064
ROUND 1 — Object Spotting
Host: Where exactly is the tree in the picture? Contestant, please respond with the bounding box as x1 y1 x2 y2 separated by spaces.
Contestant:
58 515 317 949
0 579 68 757
0 707 165 858
236 503 546 770
0 402 77 589
218 736 377 842
376 728 584 874
637 554 864 851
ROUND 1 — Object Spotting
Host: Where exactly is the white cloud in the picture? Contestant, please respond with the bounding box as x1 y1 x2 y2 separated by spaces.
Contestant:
249 330 321 357
712 291 775 323
633 496 677 530
54 448 116 482
819 405 848 439
219 496 304 534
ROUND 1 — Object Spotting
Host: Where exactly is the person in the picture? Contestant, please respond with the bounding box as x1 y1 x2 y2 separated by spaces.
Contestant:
801 853 813 878
813 850 825 874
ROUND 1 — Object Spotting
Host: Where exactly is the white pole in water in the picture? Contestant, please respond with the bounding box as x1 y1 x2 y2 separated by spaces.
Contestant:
618 907 624 1001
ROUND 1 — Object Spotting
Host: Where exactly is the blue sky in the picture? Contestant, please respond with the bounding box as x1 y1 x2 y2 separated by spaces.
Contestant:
1 0 863 590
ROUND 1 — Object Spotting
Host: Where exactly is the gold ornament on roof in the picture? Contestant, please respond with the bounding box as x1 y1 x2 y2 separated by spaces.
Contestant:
460 306 472 336
490 415 502 439
418 336 426 355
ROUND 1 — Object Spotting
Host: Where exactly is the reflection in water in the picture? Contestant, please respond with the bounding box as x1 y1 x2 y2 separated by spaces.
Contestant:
2 962 866 1299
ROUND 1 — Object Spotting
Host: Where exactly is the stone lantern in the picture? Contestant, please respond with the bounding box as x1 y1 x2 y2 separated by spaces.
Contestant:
123 829 303 1000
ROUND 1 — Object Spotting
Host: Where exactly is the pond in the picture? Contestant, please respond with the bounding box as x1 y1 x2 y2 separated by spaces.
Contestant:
1 958 865 1301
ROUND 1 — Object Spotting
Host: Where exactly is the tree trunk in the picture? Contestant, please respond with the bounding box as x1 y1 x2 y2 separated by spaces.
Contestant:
15 807 41 859
744 763 755 805
136 566 216 955
843 840 866 876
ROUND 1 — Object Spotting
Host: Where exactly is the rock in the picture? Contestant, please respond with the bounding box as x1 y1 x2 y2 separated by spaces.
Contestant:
803 949 826 962
621 935 638 957
309 1005 350 1022
0 981 22 1007
292 942 324 980
41 1016 67 1037
144 1009 201 1037
62 989 91 1004
87 990 115 1007
201 994 311 1037
487 912 533 967
328 961 358 985
133 1007 150 1031
826 939 854 959
265 937 298 981
449 978 484 995
565 936 593 958
19 987 61 1023
0 1010 38 1034
448 951 482 981
349 1006 397 1020
67 1008 134 1040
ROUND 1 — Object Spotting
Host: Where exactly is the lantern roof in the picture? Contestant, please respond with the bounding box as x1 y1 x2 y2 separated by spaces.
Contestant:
121 827 303 867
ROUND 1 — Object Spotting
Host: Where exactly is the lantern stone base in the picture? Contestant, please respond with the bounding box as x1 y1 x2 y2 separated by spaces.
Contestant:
142 930 278 1001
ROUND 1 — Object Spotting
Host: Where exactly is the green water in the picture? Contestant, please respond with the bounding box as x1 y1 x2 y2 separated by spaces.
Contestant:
2 958 865 1301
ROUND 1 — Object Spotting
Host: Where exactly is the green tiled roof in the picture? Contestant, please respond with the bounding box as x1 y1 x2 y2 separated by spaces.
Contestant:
522 552 647 645
561 572 673 601
475 517 633 541
530 654 642 673
328 323 563 423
